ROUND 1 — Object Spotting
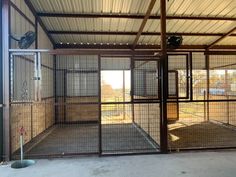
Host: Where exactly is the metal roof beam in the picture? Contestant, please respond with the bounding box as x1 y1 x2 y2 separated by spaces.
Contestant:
54 44 236 50
132 0 156 49
48 30 236 37
207 27 236 49
37 12 236 21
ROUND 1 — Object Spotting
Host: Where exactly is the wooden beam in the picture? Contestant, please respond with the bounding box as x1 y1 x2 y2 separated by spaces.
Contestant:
24 0 55 46
37 12 236 21
49 30 236 37
207 27 236 49
132 0 156 49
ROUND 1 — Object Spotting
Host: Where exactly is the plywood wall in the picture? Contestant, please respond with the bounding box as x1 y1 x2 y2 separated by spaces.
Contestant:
11 98 55 153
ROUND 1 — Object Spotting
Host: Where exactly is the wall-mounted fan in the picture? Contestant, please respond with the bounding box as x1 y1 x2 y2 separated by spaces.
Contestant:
167 35 183 49
10 31 36 49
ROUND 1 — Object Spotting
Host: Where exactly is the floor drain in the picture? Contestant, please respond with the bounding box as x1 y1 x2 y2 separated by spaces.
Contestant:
11 160 35 169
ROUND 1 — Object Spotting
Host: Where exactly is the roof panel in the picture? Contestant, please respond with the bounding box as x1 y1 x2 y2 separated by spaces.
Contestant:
52 34 135 44
41 17 142 32
217 37 236 45
166 0 236 17
31 0 158 14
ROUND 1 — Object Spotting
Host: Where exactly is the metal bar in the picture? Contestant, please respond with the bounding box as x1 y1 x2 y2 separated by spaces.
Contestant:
63 71 66 122
205 51 236 55
50 50 156 56
122 70 125 120
34 54 38 101
206 52 210 121
9 49 49 53
133 0 156 49
55 44 236 50
37 12 236 21
189 52 193 101
160 0 168 154
131 57 135 123
53 55 58 123
2 0 10 161
0 0 3 161
98 55 102 155
207 27 236 49
37 52 42 102
10 54 13 103
49 30 236 37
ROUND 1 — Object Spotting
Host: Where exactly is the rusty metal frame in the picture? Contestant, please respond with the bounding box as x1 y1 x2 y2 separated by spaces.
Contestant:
167 54 190 99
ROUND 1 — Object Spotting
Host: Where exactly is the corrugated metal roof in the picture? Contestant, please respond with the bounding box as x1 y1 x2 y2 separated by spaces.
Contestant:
51 34 135 44
31 0 160 14
41 17 142 32
166 0 236 17
29 0 236 46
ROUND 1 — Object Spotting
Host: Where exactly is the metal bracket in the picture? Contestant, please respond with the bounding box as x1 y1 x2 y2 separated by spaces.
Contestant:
0 104 5 108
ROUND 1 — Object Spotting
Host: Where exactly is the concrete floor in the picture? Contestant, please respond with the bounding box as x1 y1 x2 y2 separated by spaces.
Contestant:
1 151 236 177
13 123 158 158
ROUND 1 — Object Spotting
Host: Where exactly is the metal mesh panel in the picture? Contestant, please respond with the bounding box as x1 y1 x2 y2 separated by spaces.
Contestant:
133 60 159 99
101 104 159 154
168 53 236 151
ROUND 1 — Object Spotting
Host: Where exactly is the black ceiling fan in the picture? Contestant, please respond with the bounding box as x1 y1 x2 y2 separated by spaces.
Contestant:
167 35 183 49
10 31 36 49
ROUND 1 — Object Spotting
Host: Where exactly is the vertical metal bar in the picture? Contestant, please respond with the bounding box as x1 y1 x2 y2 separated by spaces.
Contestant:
206 52 210 121
53 55 57 123
131 57 135 123
204 90 206 121
160 0 168 153
63 70 66 122
37 52 42 102
34 54 38 101
10 54 13 102
2 0 10 161
189 52 193 101
227 95 230 124
123 70 125 120
0 0 3 161
98 55 102 155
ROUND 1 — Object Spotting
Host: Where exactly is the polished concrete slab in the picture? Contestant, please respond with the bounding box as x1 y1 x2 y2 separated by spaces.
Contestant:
1 151 236 177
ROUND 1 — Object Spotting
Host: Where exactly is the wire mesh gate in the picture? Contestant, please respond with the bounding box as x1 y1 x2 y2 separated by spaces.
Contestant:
9 51 161 159
167 52 236 151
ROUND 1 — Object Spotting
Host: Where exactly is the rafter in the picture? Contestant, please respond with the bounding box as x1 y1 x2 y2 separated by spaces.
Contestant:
37 12 236 21
48 30 236 37
54 44 236 50
133 0 156 49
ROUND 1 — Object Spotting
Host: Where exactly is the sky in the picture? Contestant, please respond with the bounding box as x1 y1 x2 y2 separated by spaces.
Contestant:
101 70 131 89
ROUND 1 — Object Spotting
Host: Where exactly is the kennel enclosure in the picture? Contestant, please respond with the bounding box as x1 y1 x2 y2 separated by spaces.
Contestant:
1 0 236 160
